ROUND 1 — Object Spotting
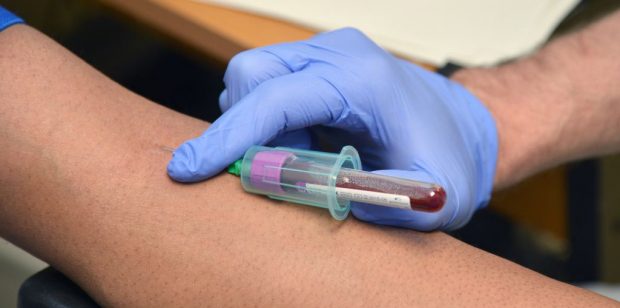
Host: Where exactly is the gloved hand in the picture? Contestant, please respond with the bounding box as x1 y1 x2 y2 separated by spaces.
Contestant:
167 28 498 231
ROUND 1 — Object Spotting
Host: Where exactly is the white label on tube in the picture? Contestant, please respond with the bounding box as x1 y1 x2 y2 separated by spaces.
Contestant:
305 184 410 210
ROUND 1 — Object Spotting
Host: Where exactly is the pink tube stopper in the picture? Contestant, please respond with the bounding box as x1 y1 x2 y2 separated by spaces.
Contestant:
249 150 293 193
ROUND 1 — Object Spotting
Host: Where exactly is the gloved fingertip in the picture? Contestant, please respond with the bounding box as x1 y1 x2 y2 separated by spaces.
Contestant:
350 202 383 222
166 142 212 182
218 89 230 113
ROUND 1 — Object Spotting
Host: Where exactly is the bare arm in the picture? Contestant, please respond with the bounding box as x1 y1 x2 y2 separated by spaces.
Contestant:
454 10 620 189
0 25 615 306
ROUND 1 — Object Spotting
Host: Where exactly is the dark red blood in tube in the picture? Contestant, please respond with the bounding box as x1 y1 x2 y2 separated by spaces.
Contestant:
336 169 446 212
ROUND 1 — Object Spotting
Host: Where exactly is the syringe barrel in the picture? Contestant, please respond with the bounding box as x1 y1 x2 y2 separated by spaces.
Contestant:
239 145 361 220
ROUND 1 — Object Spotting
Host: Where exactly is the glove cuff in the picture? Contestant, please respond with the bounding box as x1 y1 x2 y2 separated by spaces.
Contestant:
460 85 499 210
0 6 24 32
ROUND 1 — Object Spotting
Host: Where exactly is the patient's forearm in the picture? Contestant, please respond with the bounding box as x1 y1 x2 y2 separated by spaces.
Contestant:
0 25 614 306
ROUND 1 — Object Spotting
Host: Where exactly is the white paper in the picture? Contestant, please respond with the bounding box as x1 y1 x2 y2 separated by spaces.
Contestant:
199 0 578 66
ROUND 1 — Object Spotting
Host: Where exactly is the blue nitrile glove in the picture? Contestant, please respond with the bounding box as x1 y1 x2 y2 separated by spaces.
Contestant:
167 28 497 231
0 6 24 31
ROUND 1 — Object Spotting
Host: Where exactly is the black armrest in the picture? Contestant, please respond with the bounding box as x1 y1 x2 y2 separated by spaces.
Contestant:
18 267 99 308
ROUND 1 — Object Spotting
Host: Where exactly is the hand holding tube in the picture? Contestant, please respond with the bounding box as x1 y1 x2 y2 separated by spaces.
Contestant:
167 28 498 231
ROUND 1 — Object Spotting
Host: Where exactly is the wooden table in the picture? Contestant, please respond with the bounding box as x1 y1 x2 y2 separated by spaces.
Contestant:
99 0 315 63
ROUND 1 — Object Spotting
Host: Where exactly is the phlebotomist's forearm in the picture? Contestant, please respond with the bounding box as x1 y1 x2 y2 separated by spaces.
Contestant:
455 10 620 189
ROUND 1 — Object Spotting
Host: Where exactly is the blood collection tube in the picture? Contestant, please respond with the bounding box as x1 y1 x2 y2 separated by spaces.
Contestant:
334 168 445 212
233 145 446 220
